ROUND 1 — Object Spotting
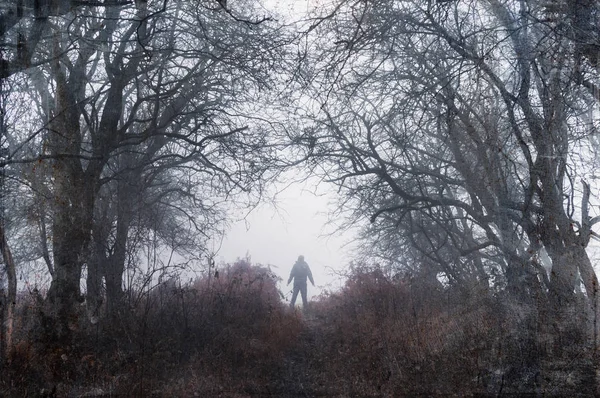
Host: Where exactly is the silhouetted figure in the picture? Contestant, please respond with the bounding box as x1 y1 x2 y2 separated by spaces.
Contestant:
288 255 314 308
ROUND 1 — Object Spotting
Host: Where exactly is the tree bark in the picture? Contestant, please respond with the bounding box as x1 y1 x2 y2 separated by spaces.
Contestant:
45 167 94 340
105 178 132 318
0 223 16 359
43 47 96 340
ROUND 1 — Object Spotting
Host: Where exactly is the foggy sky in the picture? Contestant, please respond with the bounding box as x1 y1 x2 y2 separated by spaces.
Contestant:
217 178 355 301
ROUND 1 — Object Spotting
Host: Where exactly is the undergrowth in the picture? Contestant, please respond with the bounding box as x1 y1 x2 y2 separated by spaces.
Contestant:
1 261 597 397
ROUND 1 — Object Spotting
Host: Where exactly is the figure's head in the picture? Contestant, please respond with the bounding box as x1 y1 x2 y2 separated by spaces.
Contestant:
298 255 305 262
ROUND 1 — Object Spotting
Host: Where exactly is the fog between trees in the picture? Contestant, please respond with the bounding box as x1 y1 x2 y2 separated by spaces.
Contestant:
1 0 600 396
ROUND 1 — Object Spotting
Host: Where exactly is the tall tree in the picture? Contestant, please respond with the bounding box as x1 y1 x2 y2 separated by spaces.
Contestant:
2 0 284 339
294 0 600 315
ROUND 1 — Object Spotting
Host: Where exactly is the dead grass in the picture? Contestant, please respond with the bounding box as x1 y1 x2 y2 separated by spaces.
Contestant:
1 261 597 396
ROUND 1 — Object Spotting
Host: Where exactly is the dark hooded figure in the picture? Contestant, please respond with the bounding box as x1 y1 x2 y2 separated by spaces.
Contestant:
287 255 314 308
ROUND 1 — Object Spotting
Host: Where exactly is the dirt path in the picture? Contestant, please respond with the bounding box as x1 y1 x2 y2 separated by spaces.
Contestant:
270 311 336 397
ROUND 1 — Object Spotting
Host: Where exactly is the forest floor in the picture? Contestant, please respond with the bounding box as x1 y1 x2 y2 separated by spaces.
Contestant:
5 265 599 397
274 311 331 397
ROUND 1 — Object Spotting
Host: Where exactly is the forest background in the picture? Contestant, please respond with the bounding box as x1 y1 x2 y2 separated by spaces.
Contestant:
2 0 600 396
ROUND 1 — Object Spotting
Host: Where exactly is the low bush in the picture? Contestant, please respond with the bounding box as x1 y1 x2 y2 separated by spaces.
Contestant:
2 260 597 396
2 259 303 396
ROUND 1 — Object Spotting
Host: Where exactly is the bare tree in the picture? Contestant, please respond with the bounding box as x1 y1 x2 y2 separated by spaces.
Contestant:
0 0 134 79
0 0 285 340
294 0 600 321
0 76 15 361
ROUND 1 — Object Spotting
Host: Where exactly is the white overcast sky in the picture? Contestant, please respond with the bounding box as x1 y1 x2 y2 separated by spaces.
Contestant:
216 176 357 301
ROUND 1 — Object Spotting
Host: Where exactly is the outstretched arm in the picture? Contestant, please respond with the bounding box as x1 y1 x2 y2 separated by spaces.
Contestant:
307 266 314 286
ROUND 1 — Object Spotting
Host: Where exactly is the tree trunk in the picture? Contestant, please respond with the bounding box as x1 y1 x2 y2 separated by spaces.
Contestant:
86 195 112 320
105 181 132 318
0 223 16 359
86 238 105 321
43 43 96 340
45 169 94 340
548 249 580 307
